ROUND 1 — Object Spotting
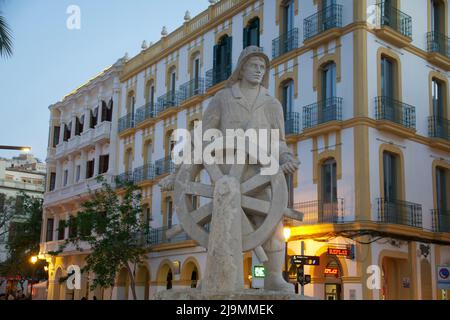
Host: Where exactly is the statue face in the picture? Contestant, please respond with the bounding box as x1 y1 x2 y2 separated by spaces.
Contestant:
240 56 266 85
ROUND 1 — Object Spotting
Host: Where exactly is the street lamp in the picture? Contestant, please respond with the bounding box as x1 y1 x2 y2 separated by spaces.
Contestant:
283 226 291 282
0 145 32 152
30 256 38 264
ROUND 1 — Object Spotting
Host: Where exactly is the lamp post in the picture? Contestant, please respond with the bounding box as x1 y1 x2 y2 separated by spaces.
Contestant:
29 256 37 299
0 146 32 152
283 226 291 282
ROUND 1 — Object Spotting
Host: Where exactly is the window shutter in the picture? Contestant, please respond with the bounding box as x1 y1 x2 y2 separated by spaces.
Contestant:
213 44 219 80
255 18 260 47
101 101 107 122
226 36 233 75
243 26 249 48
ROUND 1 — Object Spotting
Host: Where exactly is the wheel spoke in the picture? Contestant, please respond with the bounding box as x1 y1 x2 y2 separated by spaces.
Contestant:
186 182 214 198
241 196 270 216
204 164 223 182
229 164 245 181
241 174 271 194
191 202 213 225
240 208 268 262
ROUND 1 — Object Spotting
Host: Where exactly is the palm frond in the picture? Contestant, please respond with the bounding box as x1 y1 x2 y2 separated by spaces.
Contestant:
0 13 13 58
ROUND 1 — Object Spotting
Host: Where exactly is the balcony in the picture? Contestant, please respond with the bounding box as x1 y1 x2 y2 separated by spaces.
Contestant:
79 129 94 148
427 32 450 70
0 178 45 193
431 209 450 233
179 78 205 103
285 112 300 135
428 116 450 141
147 225 190 246
303 4 343 44
115 171 134 188
272 28 299 59
133 163 155 183
118 114 135 134
135 103 156 126
93 121 111 143
55 141 67 158
206 66 232 90
154 156 175 177
292 199 344 225
157 91 180 115
302 97 343 130
373 3 412 48
376 198 422 228
375 96 416 130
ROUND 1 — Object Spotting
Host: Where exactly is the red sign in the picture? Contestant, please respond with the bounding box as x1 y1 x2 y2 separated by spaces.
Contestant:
328 247 350 257
324 267 339 276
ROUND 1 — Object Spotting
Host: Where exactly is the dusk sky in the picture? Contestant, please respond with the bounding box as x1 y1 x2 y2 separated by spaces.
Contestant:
0 0 208 161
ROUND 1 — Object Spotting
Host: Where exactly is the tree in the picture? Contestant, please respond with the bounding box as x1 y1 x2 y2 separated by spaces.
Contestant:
0 11 13 58
0 193 45 282
0 193 14 240
63 177 147 300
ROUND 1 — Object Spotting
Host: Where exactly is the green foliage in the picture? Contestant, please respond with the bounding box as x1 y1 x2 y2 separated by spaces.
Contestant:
64 176 147 296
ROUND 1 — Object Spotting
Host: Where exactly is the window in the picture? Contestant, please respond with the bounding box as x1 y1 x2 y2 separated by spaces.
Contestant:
129 95 136 123
90 108 98 128
52 126 60 147
49 172 56 191
381 56 395 99
322 62 337 101
63 169 68 186
125 150 133 173
193 57 200 94
63 123 71 141
213 35 233 84
99 154 109 175
75 116 84 136
166 270 173 290
148 83 155 113
243 18 260 48
57 219 65 240
86 159 95 179
282 80 294 119
383 152 398 201
75 165 81 182
68 216 77 238
46 218 54 242
166 197 173 229
145 142 152 165
321 159 337 204
101 100 113 122
283 0 295 34
169 69 177 105
431 0 445 34
436 167 448 212
432 78 445 118
191 270 198 288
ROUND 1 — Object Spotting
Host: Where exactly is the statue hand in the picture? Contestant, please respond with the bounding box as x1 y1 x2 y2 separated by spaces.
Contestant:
280 157 299 175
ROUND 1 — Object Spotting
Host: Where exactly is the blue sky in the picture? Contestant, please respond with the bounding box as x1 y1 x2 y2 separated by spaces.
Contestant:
0 0 208 161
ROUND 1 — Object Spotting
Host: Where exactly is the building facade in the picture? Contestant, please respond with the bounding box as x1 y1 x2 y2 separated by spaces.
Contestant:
40 0 450 300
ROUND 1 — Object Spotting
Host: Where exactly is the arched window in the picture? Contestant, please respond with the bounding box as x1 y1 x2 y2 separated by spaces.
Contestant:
431 0 445 34
127 92 136 124
166 269 173 290
146 80 155 115
191 269 198 288
321 158 337 222
243 17 260 48
281 80 294 119
213 35 232 85
282 0 294 34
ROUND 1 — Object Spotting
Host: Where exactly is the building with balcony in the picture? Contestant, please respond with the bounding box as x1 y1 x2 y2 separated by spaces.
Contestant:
41 0 450 300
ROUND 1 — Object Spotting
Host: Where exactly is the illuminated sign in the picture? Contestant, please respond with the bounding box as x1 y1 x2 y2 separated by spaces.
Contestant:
291 255 320 266
324 267 339 276
253 265 266 278
327 245 355 259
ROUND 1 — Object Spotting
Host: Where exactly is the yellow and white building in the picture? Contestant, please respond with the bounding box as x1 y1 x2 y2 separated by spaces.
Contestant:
41 0 450 300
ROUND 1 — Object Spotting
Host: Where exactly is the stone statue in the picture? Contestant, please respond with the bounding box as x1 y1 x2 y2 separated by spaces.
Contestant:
160 46 301 295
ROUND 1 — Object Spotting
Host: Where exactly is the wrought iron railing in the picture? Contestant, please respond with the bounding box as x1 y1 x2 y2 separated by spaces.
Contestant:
431 209 450 233
292 199 344 224
302 97 343 130
115 171 134 187
427 31 450 58
135 103 156 125
285 112 300 135
133 163 155 183
118 114 135 133
304 4 343 41
180 78 205 102
428 116 450 141
147 225 190 245
377 198 422 228
154 156 175 177
206 65 232 90
272 28 299 59
376 2 412 38
375 96 416 129
157 91 180 114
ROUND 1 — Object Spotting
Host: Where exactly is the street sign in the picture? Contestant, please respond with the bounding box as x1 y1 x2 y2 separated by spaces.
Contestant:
291 255 320 266
253 265 265 278
437 266 450 290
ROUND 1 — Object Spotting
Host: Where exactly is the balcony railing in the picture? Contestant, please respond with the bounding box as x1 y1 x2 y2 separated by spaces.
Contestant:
272 28 299 59
302 97 343 130
427 31 450 58
157 91 180 114
292 199 344 224
376 3 412 38
375 96 416 129
304 4 343 41
285 112 300 135
147 225 190 245
154 156 175 177
180 78 205 102
118 114 135 133
115 171 134 187
206 65 232 90
431 209 450 233
428 116 450 141
133 163 155 183
377 198 422 228
135 103 156 125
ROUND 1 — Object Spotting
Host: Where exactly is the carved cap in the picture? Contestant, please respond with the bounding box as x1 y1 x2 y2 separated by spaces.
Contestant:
227 46 270 88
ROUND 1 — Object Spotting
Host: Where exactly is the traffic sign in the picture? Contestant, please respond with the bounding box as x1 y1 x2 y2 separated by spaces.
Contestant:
291 255 320 266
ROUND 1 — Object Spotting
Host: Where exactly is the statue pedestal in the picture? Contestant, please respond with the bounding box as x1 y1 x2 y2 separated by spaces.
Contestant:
154 288 314 300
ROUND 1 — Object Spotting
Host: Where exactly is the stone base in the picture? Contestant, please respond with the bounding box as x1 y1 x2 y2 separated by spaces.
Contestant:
154 288 315 300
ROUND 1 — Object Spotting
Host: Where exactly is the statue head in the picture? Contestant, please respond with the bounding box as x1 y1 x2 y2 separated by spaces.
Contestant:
228 46 270 88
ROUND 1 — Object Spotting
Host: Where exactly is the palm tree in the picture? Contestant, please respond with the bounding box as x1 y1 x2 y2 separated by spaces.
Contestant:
0 12 13 58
